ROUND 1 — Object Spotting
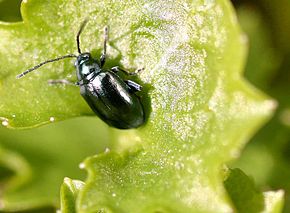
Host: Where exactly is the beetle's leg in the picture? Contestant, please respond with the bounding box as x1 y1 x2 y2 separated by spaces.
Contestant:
48 79 77 86
100 26 108 67
75 80 85 86
124 80 142 92
111 66 144 76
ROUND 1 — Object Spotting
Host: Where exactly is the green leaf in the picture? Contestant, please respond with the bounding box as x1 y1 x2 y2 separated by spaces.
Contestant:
60 178 84 213
65 1 273 212
0 1 95 128
224 168 284 213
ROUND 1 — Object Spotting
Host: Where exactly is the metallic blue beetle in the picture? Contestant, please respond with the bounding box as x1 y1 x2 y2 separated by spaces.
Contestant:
16 20 145 129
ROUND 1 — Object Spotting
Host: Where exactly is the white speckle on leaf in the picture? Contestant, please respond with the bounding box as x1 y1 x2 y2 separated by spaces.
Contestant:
175 161 185 170
230 149 240 158
193 14 204 27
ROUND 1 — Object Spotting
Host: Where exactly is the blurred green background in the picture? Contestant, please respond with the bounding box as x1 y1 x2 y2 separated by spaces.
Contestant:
231 0 290 212
1 0 290 212
231 0 290 213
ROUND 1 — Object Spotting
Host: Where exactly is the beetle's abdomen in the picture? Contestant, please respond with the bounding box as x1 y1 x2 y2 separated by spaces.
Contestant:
80 71 144 129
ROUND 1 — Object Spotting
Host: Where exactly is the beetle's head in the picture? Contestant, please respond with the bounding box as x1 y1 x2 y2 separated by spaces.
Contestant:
75 52 98 81
75 52 91 67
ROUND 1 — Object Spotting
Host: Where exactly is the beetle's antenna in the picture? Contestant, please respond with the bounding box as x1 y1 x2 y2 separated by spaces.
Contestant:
76 19 89 54
16 54 77 79
100 26 108 67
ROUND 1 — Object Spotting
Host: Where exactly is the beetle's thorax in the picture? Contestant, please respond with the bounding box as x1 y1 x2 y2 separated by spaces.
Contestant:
75 52 101 81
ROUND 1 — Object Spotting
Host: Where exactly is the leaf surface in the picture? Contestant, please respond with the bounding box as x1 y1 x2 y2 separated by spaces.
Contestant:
0 0 276 212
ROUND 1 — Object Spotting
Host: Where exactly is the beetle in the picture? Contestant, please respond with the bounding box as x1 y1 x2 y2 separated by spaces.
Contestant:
16 20 145 129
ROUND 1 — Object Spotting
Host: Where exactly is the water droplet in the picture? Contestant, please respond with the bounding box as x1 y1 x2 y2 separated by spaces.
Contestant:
12 114 16 118
105 148 110 153
2 120 8 127
79 163 85 169
112 193 116 197
49 117 55 122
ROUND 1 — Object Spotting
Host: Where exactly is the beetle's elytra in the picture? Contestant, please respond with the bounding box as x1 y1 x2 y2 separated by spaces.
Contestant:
16 20 145 129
